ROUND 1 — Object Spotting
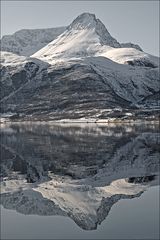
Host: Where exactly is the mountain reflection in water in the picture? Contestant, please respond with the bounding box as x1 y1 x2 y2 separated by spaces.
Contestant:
0 123 159 230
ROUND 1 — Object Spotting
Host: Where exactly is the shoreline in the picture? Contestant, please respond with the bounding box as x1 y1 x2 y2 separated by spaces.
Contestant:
1 119 159 125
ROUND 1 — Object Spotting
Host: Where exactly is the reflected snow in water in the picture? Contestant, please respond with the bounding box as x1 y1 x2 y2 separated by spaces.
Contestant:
0 123 159 239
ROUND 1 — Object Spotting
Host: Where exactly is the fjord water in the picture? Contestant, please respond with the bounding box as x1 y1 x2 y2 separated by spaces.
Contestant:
0 123 159 239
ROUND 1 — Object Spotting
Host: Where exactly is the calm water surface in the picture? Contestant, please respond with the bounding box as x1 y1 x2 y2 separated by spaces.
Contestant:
0 123 159 239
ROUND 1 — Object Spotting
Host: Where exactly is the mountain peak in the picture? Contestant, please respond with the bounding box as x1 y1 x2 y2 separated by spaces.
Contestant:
68 12 120 47
68 13 97 29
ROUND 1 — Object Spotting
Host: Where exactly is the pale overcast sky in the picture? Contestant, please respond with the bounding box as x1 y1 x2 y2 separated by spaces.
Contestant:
1 1 159 56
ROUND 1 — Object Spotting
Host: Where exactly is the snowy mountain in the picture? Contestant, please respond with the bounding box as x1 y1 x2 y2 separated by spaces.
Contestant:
0 27 66 56
32 13 118 62
32 13 158 68
1 123 159 230
0 13 159 121
0 13 142 58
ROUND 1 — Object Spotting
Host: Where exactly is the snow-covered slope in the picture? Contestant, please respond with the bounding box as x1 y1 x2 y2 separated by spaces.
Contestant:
1 51 28 66
0 27 66 56
0 51 48 68
32 13 119 62
101 48 159 67
31 13 130 63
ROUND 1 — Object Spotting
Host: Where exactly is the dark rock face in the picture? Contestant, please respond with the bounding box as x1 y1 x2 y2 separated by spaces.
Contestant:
127 175 156 184
0 61 41 101
0 62 129 118
1 58 159 121
0 190 66 216
126 59 157 68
